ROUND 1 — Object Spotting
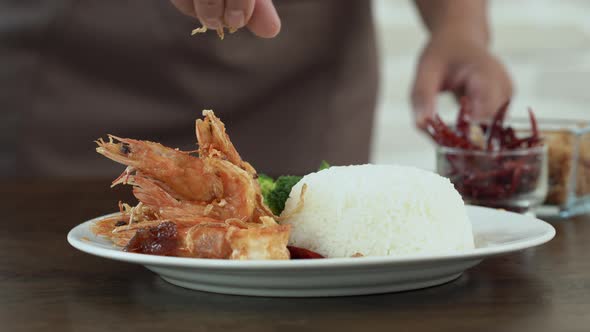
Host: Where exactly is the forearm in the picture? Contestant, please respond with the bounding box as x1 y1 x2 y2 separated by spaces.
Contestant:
414 0 490 45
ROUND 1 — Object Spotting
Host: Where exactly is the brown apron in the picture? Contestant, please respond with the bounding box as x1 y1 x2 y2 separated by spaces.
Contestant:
2 0 378 178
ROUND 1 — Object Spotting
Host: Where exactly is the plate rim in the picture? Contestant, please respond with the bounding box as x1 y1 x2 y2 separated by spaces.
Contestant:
67 205 555 270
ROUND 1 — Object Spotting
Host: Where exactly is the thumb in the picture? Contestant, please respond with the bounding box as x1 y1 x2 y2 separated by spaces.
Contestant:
247 0 281 38
411 56 445 129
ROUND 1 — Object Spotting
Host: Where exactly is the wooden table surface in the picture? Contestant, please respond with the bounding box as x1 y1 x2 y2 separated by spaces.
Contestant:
2 180 589 332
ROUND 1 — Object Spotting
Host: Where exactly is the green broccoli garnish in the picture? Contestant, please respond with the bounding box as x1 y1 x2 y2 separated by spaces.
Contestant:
266 175 302 215
257 161 331 216
257 173 275 198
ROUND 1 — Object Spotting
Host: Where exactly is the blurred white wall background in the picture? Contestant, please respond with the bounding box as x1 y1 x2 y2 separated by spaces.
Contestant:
371 0 590 169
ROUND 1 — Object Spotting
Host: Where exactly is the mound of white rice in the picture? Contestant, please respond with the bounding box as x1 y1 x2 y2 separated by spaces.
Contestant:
281 164 474 258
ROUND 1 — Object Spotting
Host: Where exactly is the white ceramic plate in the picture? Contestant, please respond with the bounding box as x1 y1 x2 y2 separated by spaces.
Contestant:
68 206 555 297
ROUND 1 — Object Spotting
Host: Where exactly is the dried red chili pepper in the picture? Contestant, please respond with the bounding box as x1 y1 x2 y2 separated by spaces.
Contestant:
427 115 477 149
528 108 538 138
486 100 511 151
500 127 517 149
430 99 544 212
527 107 540 147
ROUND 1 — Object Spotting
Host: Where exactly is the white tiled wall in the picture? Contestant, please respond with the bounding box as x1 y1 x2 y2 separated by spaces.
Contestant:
371 0 590 169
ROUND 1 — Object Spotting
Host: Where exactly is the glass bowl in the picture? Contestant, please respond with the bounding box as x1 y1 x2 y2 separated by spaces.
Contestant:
508 118 590 217
436 145 548 213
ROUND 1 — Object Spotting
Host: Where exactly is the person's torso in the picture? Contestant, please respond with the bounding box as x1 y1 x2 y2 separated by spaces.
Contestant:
1 0 378 177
